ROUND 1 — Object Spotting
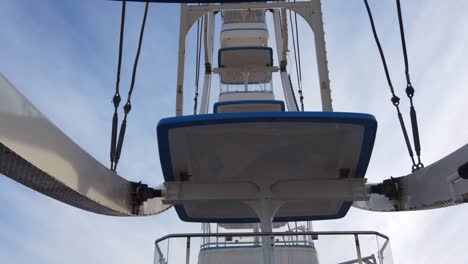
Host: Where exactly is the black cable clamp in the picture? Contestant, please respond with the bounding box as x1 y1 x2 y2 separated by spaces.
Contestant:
205 63 212 74
133 181 163 206
458 162 468 180
370 177 400 200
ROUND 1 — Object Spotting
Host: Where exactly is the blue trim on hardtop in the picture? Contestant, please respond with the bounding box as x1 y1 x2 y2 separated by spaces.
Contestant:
157 111 377 223
115 0 268 3
213 100 285 113
222 21 266 25
221 28 268 33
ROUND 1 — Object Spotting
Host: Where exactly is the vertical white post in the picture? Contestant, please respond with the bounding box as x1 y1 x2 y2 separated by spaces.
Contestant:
257 199 276 264
354 234 363 264
200 12 215 114
176 4 188 116
185 237 191 264
308 0 333 111
243 72 250 92
254 223 260 245
245 199 281 264
273 9 299 112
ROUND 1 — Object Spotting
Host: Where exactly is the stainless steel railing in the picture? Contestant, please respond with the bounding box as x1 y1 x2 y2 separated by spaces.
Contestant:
154 231 392 264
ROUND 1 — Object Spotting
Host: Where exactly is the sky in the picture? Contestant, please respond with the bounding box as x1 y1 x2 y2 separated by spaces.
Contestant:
1 0 468 263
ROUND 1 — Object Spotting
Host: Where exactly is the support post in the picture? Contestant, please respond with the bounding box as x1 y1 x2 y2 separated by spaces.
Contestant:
185 237 191 264
273 9 298 112
293 0 333 111
245 199 283 264
259 199 275 264
354 234 363 264
176 4 189 116
200 12 215 114
309 0 333 111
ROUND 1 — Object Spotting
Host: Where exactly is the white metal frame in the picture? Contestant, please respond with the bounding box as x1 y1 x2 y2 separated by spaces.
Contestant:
164 177 368 264
273 8 299 112
354 143 468 212
200 12 215 114
175 0 333 116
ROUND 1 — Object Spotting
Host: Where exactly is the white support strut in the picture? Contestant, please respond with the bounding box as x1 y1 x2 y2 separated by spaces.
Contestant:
0 73 170 216
176 4 189 116
273 9 299 112
354 144 468 211
164 178 368 203
200 12 215 114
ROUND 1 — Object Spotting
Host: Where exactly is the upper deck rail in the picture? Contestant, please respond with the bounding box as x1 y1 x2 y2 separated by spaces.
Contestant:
154 231 392 264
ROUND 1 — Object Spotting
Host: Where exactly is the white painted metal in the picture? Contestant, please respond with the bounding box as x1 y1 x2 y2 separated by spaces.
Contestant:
303 0 333 111
222 9 266 24
219 91 275 101
218 48 273 84
175 0 334 115
218 222 286 229
249 199 280 264
176 4 188 116
354 234 363 264
215 102 283 113
200 12 215 114
280 72 299 111
0 73 170 216
355 143 468 211
214 66 278 74
165 179 368 203
273 9 298 112
222 22 267 31
198 246 318 264
162 121 368 221
221 22 269 48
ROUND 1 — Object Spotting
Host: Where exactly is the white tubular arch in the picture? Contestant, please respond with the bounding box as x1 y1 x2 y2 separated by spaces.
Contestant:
355 144 468 211
0 73 170 216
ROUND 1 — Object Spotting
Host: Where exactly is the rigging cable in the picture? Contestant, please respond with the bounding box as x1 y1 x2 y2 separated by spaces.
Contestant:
396 0 423 169
288 8 304 111
193 16 204 115
294 4 305 111
363 0 420 171
110 0 126 171
113 1 150 171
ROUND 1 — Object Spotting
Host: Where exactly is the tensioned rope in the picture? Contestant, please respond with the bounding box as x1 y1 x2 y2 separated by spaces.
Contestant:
193 16 204 115
363 0 423 171
110 0 150 172
110 0 127 171
396 0 423 169
288 8 304 111
293 4 304 111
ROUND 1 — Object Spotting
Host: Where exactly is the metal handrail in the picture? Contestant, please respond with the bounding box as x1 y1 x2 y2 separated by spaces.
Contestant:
200 240 316 250
155 230 389 244
154 244 167 264
154 231 390 264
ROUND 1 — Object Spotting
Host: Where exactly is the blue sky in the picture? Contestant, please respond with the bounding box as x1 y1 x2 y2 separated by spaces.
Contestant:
1 0 468 263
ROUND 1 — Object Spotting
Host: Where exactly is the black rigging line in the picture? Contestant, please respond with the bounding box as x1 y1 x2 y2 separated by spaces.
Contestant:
363 0 419 171
193 16 203 115
113 1 150 171
193 20 200 114
110 0 126 171
396 0 423 169
288 9 304 111
294 7 304 111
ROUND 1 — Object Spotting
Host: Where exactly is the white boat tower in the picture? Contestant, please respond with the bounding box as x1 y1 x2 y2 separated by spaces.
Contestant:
1 0 468 263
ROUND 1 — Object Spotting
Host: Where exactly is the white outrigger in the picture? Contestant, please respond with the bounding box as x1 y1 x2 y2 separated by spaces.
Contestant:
1 0 467 263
